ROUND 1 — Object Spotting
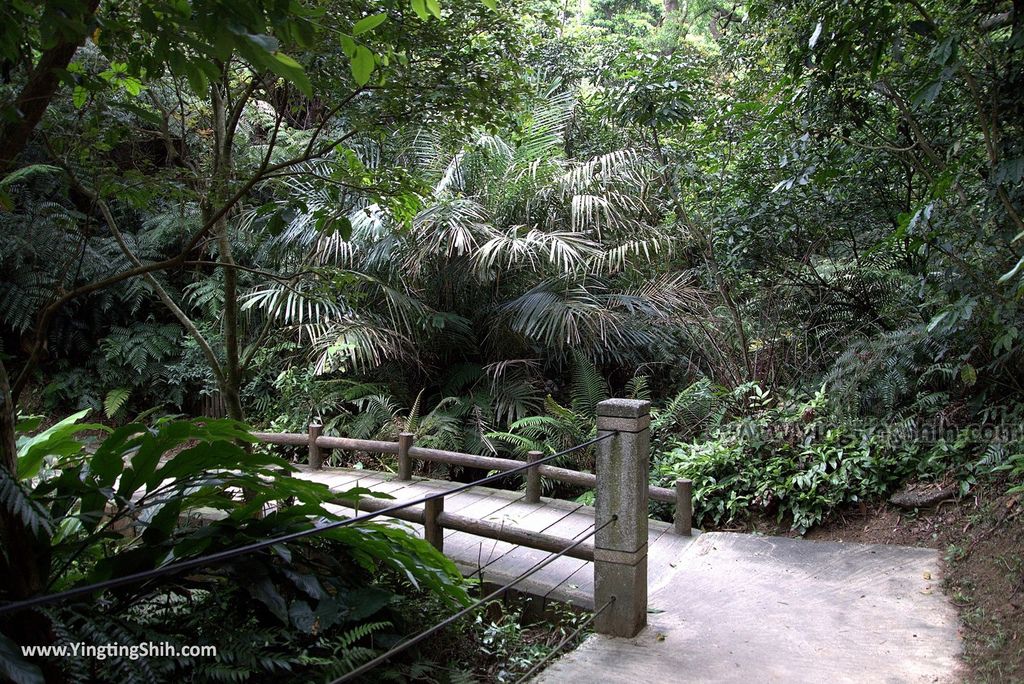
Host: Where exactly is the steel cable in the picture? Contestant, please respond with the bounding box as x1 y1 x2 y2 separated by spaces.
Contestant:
329 516 616 684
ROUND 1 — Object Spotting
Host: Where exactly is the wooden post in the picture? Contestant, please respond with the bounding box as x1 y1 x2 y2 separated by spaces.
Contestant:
525 450 542 503
424 496 444 552
398 432 413 481
308 422 323 470
594 398 650 638
674 479 693 536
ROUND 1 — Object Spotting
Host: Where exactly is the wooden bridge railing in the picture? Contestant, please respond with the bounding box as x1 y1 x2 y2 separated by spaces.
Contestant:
253 399 693 639
252 423 692 536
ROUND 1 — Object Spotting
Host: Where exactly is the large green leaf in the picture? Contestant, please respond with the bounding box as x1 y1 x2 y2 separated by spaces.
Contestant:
0 634 43 684
16 410 102 480
350 45 375 86
353 13 387 36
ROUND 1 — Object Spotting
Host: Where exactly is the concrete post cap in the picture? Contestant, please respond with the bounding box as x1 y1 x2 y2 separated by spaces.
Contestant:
595 398 651 418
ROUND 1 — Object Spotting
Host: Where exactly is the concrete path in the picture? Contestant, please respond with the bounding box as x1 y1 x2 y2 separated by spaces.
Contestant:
295 465 699 607
296 466 962 681
537 532 963 683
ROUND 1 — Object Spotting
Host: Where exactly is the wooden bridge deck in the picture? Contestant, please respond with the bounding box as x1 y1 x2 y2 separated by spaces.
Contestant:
294 465 700 608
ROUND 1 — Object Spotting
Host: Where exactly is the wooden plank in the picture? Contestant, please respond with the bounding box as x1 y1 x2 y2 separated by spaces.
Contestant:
462 498 588 571
477 549 590 607
504 502 609 606
439 489 525 534
442 488 524 524
480 526 590 598
447 531 518 579
295 467 385 491
408 445 522 472
479 498 578 533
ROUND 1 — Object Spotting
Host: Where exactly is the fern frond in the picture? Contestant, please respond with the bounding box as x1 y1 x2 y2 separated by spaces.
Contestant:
0 466 52 537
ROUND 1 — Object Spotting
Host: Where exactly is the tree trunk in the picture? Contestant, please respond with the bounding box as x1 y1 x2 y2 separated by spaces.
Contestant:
0 359 59 682
0 0 100 173
0 358 48 599
209 81 245 422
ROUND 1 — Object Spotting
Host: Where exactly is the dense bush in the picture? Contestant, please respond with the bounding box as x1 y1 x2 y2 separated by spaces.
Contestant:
655 386 986 532
1 414 468 683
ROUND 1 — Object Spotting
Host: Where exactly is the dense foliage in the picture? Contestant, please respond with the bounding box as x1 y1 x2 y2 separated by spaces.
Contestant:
1 0 1023 680
2 414 468 682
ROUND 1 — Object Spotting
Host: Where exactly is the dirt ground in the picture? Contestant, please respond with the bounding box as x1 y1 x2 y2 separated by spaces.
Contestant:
802 485 1024 683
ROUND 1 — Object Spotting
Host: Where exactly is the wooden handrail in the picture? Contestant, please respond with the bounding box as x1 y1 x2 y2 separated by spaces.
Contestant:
329 492 595 561
252 430 681 514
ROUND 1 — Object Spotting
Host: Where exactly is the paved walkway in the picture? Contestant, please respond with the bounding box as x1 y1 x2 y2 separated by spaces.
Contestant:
538 532 963 683
295 465 698 606
297 466 963 682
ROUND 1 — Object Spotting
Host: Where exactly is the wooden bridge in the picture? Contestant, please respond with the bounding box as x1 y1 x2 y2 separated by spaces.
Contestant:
287 464 698 608
254 399 692 618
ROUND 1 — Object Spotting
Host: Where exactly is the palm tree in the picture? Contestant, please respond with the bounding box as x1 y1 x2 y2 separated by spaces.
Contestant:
244 82 704 444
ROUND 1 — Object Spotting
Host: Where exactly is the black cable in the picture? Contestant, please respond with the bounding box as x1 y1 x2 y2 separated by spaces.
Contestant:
0 432 616 616
329 516 616 684
513 596 617 683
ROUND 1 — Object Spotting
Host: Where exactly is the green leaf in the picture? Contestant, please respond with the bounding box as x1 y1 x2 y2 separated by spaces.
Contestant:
353 13 387 36
911 80 943 108
72 85 88 108
351 45 375 86
140 499 183 544
16 409 97 479
339 33 357 59
930 36 956 66
336 215 353 240
411 0 430 21
266 211 287 236
481 0 497 10
121 76 143 96
0 165 61 188
994 158 1024 186
289 600 317 632
251 576 289 623
104 387 131 419
344 586 394 621
960 364 977 387
267 52 313 97
181 61 209 97
426 0 442 19
0 633 44 684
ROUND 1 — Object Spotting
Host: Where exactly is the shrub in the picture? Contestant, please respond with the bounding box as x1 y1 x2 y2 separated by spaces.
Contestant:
1 413 468 683
655 386 976 533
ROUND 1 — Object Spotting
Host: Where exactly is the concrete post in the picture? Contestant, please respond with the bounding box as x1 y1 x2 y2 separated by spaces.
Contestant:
674 478 693 536
308 422 323 470
525 450 542 503
424 496 444 552
594 398 650 638
398 432 414 481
